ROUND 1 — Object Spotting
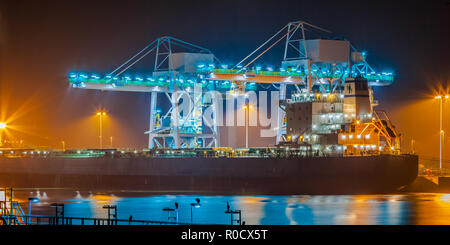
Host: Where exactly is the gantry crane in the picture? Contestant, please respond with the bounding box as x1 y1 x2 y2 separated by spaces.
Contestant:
68 21 394 149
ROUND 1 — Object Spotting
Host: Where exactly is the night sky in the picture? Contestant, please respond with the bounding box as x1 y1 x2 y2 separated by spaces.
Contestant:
0 0 449 165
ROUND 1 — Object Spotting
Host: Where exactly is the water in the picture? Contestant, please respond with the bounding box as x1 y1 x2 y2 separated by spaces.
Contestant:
8 189 450 225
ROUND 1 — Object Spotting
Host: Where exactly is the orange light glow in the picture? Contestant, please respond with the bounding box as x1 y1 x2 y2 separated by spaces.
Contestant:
0 122 6 129
434 95 449 100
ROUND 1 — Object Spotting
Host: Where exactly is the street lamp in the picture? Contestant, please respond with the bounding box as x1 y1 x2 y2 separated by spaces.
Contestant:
96 111 106 149
0 122 6 147
28 197 39 225
190 198 201 224
243 105 252 148
435 94 449 171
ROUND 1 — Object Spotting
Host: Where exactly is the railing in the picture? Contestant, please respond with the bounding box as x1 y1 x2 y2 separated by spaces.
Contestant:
0 201 26 225
0 201 8 216
11 201 26 225
22 215 199 225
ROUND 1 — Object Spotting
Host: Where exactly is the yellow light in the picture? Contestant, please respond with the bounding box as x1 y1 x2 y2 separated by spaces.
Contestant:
446 95 449 99
97 112 101 115
435 95 442 99
243 105 248 110
0 122 6 129
356 120 360 125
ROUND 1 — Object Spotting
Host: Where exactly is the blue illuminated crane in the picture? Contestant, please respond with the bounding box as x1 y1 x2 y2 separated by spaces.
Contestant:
68 21 394 148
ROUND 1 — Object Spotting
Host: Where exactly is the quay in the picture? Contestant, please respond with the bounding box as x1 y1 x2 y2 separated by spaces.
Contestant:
0 188 241 226
4 215 191 226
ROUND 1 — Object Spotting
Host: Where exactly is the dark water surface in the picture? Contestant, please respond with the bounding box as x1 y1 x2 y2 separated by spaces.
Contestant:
6 189 450 225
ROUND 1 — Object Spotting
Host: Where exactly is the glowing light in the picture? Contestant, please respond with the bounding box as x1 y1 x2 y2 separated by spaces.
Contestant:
0 122 6 129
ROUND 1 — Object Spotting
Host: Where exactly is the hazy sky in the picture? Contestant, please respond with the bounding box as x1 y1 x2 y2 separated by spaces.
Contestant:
0 0 449 166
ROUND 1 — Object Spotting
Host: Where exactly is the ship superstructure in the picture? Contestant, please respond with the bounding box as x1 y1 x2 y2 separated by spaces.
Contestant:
282 77 400 157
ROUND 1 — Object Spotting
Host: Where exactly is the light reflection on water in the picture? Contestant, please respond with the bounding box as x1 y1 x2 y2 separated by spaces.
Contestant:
9 190 450 225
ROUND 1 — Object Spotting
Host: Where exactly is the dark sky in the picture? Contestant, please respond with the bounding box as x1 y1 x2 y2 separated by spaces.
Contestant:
0 0 449 163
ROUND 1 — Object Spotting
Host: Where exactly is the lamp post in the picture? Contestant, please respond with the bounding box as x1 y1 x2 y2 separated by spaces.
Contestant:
28 197 39 225
243 105 252 148
96 111 106 149
0 122 7 147
435 95 449 171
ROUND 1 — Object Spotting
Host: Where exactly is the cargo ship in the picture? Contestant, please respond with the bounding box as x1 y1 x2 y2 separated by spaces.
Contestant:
0 21 418 194
0 76 419 194
0 149 417 195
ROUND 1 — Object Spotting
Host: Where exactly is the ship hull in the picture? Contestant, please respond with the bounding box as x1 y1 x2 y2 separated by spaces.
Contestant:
0 154 418 195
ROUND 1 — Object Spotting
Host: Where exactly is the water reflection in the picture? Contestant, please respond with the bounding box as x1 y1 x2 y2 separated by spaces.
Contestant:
6 190 450 225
